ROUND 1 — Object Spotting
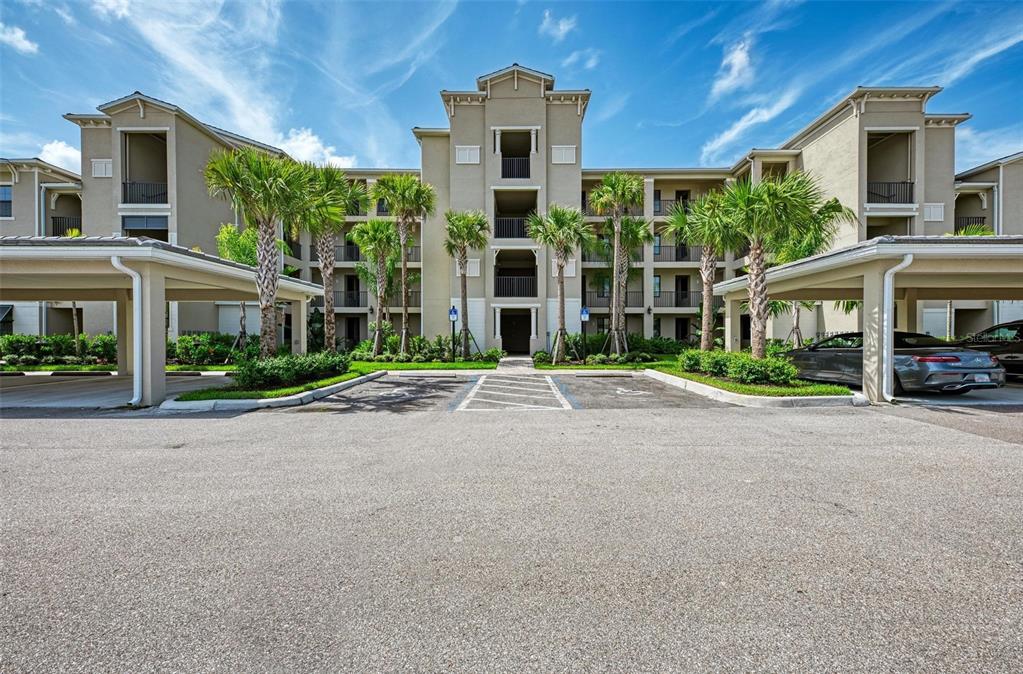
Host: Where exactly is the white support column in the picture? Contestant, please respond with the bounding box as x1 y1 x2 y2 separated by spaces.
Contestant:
725 298 742 352
115 289 133 375
495 129 502 155
290 300 308 355
530 128 537 155
530 307 537 339
494 307 502 339
139 265 166 407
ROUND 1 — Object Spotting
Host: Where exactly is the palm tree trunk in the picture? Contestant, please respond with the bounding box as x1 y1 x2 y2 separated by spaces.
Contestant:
398 219 410 354
699 248 716 351
616 245 630 351
610 212 623 355
459 254 470 358
553 258 566 364
71 301 82 357
238 302 246 348
747 239 769 359
316 232 337 352
373 257 386 356
256 220 282 358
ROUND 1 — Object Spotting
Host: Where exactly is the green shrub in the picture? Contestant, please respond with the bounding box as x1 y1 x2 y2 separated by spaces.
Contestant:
88 333 118 363
173 333 235 365
725 353 797 385
764 338 792 358
18 355 39 366
373 354 392 362
233 352 349 390
43 333 76 357
411 354 427 363
677 349 702 372
393 352 412 363
585 353 608 365
350 349 372 361
62 356 82 365
384 334 401 355
532 350 552 364
698 350 732 377
0 334 40 357
478 347 505 363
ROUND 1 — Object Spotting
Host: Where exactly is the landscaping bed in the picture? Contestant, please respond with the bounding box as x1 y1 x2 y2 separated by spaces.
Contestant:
651 366 849 397
176 371 362 401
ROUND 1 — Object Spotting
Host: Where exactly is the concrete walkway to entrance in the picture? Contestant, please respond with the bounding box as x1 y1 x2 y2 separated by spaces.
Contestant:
496 356 536 374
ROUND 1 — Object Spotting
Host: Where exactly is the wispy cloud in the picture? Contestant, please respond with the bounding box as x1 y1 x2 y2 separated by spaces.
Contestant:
701 89 799 164
562 48 600 70
92 0 130 20
662 9 719 50
591 93 630 124
935 26 1023 86
956 123 1023 172
40 140 81 172
539 9 576 43
0 22 39 54
709 37 754 102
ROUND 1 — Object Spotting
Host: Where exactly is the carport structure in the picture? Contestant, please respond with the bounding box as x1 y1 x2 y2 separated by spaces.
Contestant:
0 237 322 406
714 236 1023 403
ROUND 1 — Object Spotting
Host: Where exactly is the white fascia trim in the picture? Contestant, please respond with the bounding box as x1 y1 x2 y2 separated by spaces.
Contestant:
489 185 541 191
489 244 539 250
116 126 171 132
491 303 543 309
489 125 542 131
118 204 171 210
713 242 1023 295
863 126 920 131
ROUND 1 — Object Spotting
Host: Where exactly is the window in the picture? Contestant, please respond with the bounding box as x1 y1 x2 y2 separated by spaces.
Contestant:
653 275 661 297
122 215 168 231
973 325 1022 342
0 185 11 218
653 317 661 338
653 190 661 214
923 203 945 222
815 334 864 349
653 234 661 255
551 145 576 165
599 279 610 297
91 159 113 178
455 145 480 165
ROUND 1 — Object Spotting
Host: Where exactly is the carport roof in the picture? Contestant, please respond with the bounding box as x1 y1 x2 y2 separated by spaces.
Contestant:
714 235 1023 303
0 236 323 301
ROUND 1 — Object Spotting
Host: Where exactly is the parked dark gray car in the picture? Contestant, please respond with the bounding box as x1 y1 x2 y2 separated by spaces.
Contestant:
956 320 1023 378
788 331 1006 394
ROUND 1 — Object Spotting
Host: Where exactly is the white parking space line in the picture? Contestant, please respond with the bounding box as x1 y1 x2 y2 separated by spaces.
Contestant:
456 374 572 412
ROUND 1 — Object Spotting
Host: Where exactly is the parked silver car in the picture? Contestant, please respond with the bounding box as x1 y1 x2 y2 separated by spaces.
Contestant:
787 331 1006 394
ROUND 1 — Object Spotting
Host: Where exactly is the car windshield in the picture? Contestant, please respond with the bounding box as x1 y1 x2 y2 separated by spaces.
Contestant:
814 335 863 348
894 333 949 348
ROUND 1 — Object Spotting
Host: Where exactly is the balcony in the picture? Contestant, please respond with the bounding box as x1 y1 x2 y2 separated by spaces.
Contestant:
386 290 422 307
654 291 699 308
582 203 643 217
376 200 390 216
653 199 691 216
122 181 168 204
501 157 530 179
653 244 703 263
867 181 914 204
494 275 537 297
337 244 362 262
405 246 421 262
311 290 368 309
495 216 528 238
50 216 81 236
955 216 987 231
581 247 644 263
584 291 644 308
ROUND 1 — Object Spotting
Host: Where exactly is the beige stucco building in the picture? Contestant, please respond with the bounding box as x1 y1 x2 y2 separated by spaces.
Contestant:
5 65 1017 352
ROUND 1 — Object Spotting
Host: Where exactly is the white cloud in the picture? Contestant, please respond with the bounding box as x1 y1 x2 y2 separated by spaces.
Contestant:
700 89 799 164
591 93 630 124
562 48 600 70
39 140 81 172
539 9 576 43
710 38 754 102
92 0 130 19
955 124 1023 172
279 128 356 168
0 22 39 54
935 27 1023 85
54 5 76 25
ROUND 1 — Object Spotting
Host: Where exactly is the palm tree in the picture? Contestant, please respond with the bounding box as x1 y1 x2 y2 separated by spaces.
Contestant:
720 172 820 359
443 210 490 358
588 172 644 354
350 219 398 356
527 204 592 364
663 192 743 351
614 215 653 348
299 167 368 352
371 174 436 354
205 148 315 357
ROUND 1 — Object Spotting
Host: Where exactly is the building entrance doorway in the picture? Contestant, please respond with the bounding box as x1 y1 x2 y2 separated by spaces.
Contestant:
501 309 531 354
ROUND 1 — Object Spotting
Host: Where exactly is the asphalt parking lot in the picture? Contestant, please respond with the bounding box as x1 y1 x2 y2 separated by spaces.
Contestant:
2 377 1021 671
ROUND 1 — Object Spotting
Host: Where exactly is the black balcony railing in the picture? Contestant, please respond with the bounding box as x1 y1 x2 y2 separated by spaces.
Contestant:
386 290 422 307
405 246 421 262
955 216 987 231
335 290 367 308
122 181 168 204
501 156 530 179
584 290 643 308
581 247 644 263
494 275 537 297
376 200 390 216
582 203 644 217
653 244 702 262
867 181 914 204
495 217 528 238
654 291 724 309
50 216 81 236
654 199 689 215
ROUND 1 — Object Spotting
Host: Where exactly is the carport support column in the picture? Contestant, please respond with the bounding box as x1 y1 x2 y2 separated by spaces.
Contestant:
903 288 918 332
290 300 307 355
115 289 133 375
140 265 166 406
861 264 885 404
724 298 742 352
494 307 501 339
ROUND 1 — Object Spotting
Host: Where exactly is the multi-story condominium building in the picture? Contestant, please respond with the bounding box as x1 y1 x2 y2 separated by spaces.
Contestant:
8 64 1013 351
0 158 82 334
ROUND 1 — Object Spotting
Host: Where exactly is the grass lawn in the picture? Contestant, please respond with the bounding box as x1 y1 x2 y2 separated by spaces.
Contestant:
534 358 677 371
176 371 363 401
351 360 499 372
653 366 851 397
166 364 239 372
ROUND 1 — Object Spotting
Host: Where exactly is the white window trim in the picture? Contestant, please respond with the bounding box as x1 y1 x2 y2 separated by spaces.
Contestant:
455 145 480 164
551 145 577 165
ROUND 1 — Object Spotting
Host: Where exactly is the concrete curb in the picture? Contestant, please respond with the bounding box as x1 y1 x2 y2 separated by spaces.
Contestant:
159 370 386 412
643 369 870 408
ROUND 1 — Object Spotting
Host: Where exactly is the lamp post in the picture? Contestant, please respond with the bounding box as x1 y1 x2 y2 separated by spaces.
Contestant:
449 305 458 362
580 306 590 361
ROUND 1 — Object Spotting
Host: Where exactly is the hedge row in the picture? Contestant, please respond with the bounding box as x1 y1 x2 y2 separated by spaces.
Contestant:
677 349 798 385
233 351 350 390
0 333 117 363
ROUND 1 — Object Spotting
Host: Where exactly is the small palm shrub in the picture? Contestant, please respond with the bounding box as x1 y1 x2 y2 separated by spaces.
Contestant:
678 349 702 372
234 352 349 390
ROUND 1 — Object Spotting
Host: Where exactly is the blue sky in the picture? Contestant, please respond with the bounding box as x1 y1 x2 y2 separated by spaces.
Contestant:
2 0 1021 174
